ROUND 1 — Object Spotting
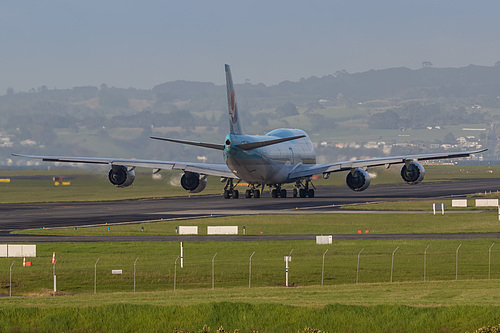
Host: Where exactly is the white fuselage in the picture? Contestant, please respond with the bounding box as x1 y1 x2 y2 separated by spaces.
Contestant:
224 128 316 184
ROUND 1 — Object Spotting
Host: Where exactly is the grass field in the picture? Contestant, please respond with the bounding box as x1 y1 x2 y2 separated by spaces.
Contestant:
4 237 500 294
2 284 500 332
342 199 500 211
3 238 500 332
0 169 224 203
2 235 500 332
3 239 500 292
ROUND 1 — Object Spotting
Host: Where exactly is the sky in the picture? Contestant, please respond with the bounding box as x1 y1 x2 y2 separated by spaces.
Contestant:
1 1 500 93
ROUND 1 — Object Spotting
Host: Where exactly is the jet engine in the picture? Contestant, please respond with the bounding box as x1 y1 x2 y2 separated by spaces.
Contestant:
180 172 207 193
108 165 135 188
400 161 425 184
346 168 371 191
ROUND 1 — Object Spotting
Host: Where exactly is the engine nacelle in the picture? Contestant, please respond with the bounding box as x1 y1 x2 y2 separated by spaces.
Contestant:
180 172 207 193
346 168 371 191
400 161 425 184
108 165 135 188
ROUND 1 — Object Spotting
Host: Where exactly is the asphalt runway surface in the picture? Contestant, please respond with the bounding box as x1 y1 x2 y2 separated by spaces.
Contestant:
1 178 500 242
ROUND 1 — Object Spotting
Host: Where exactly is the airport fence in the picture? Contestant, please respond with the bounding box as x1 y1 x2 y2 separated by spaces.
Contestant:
1 240 499 296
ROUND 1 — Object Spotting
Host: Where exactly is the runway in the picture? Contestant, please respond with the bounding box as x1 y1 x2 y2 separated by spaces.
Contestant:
1 178 500 242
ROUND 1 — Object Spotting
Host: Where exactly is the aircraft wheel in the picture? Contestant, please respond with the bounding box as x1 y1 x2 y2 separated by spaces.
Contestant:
293 188 298 198
254 189 260 198
233 190 239 199
299 188 307 198
245 189 252 198
307 189 315 198
280 189 287 198
223 190 231 199
271 189 278 198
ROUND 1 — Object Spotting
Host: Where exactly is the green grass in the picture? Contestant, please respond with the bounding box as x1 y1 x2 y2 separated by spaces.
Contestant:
0 170 224 203
1 298 500 332
3 240 500 331
4 214 500 332
3 239 500 295
13 212 500 236
342 199 499 211
3 280 500 308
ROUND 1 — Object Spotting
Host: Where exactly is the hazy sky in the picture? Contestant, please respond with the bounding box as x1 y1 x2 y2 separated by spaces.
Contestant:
1 1 500 93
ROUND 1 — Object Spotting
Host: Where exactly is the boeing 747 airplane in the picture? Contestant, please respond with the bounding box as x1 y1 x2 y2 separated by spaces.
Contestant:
13 65 486 199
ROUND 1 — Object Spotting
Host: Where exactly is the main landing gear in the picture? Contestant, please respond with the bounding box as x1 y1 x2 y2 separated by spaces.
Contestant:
270 185 287 198
223 179 261 199
269 180 314 198
222 179 315 199
292 179 315 198
223 178 239 199
245 187 261 198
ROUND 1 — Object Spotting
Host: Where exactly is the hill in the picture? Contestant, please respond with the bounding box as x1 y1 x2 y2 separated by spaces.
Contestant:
2 64 499 168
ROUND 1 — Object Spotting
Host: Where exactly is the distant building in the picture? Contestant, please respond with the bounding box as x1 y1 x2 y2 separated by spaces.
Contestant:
20 139 37 146
364 141 379 149
0 137 13 147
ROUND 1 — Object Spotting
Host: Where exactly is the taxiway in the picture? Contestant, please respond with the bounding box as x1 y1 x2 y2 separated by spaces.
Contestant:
1 179 499 239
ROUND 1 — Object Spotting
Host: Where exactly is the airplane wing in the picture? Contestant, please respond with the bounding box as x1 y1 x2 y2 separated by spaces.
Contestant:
11 154 237 179
288 148 487 179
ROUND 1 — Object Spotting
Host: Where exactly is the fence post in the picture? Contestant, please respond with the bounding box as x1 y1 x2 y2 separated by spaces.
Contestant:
249 252 255 288
9 261 15 297
94 258 100 294
174 255 179 291
53 259 57 296
424 244 430 281
180 242 184 268
212 252 217 290
456 244 462 280
490 243 495 280
285 249 293 287
356 248 364 284
390 247 399 283
134 257 139 293
321 249 329 286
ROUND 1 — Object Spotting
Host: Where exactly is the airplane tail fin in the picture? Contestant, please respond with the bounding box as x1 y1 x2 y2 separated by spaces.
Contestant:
225 64 244 135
